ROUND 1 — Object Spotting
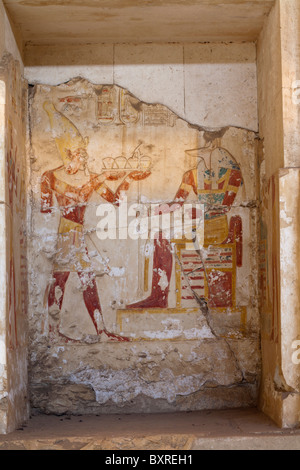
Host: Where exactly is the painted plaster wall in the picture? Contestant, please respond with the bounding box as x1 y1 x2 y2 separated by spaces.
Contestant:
27 67 260 414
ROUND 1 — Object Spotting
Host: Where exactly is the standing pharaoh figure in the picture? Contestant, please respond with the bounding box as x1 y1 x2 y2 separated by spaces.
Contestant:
41 101 150 342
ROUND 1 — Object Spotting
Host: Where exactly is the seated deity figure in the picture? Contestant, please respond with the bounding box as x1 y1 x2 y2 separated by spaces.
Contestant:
126 142 243 310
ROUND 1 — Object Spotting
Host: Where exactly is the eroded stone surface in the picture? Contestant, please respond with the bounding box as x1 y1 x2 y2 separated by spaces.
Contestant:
28 78 260 414
4 0 275 46
0 52 29 433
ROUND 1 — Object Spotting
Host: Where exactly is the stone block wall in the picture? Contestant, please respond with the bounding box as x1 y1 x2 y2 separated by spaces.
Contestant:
1 0 300 433
257 0 300 428
0 53 28 433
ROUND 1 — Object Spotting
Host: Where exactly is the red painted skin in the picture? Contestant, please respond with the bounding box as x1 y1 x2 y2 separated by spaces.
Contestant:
127 164 243 310
41 152 151 342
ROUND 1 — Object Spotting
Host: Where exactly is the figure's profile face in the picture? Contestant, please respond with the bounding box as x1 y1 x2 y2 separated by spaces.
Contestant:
64 148 88 174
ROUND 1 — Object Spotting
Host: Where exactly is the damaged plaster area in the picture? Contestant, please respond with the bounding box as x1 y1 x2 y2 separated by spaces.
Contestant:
28 78 261 415
30 338 260 415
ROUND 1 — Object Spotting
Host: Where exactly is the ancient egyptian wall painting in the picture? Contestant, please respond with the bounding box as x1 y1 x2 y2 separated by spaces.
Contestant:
29 79 259 347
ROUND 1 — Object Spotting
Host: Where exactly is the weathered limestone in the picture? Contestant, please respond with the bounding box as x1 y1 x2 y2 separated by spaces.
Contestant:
0 53 28 433
24 42 258 132
27 78 260 415
0 1 22 66
0 0 28 436
280 0 300 169
257 0 300 428
3 0 275 45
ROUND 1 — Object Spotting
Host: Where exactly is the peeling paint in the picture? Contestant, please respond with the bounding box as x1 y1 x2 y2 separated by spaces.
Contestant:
26 72 260 414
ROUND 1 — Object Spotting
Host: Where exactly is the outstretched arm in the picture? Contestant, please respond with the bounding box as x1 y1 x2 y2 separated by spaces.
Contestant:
95 170 126 204
113 170 151 206
174 169 197 202
96 183 115 204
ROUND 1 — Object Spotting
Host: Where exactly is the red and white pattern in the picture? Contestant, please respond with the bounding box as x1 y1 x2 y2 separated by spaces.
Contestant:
180 246 234 308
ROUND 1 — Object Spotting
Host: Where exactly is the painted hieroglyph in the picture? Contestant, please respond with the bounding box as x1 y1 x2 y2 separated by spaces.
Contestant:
29 79 258 345
28 78 260 414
